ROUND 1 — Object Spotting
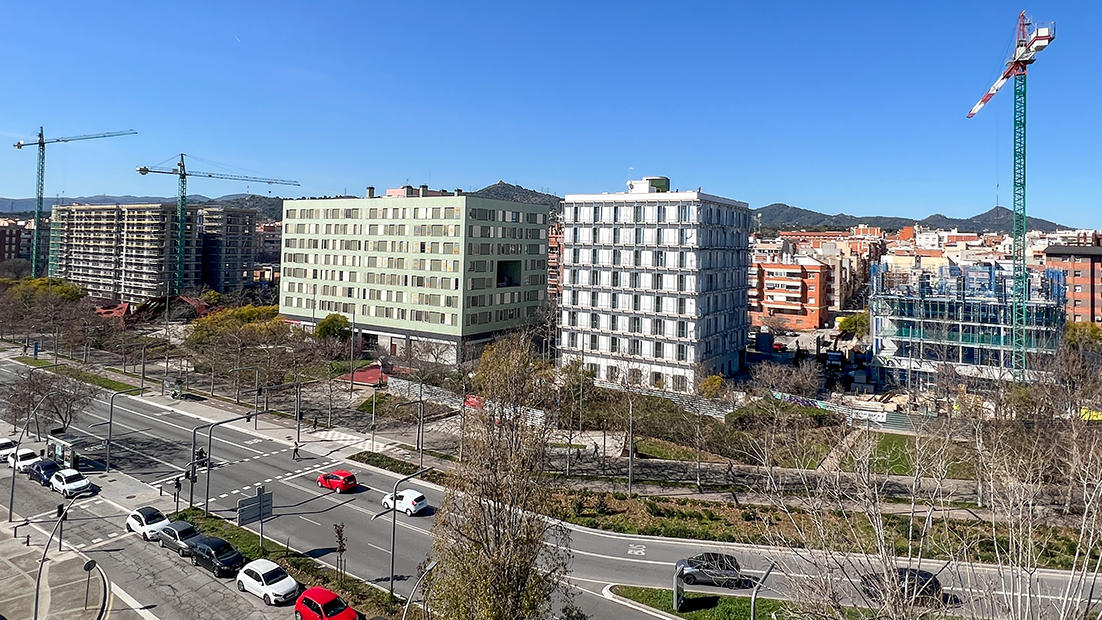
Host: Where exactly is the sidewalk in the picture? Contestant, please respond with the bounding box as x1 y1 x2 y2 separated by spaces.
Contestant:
0 525 107 620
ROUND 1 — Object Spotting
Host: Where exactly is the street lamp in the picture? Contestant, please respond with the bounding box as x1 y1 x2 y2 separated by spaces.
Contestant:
107 387 146 474
7 389 60 522
372 467 434 596
402 560 437 620
32 493 86 619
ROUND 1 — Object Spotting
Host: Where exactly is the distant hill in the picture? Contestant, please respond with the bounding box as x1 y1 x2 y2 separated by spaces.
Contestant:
471 182 562 215
753 203 1065 234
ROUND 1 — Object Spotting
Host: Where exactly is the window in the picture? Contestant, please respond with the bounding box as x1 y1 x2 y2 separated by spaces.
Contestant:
571 248 580 264
613 206 620 222
571 269 579 285
592 228 599 244
630 272 640 288
655 250 665 267
677 345 687 362
656 228 664 245
678 274 686 292
653 343 664 359
678 229 687 245
569 311 578 327
612 249 622 265
572 227 580 243
634 228 644 244
651 372 663 388
1075 285 1084 293
653 319 664 336
613 228 621 244
590 270 600 286
610 293 618 309
1074 271 1083 278
677 321 687 338
592 206 601 222
571 290 579 305
673 375 687 391
633 250 641 266
653 273 663 289
654 296 663 312
590 291 598 306
607 366 619 381
808 285 815 291
591 249 599 264
610 338 619 354
678 298 687 314
611 271 621 287
678 205 689 222
678 251 686 268
568 332 578 348
572 206 580 222
590 334 599 350
629 339 642 356
633 294 641 311
610 315 619 330
630 317 642 333
657 205 666 221
634 205 644 222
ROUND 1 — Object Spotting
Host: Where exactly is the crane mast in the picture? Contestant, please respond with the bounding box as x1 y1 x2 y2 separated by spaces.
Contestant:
137 154 299 295
12 128 138 276
967 12 1054 382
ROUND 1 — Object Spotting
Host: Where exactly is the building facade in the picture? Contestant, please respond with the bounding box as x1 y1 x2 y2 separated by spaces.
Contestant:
201 207 258 293
48 203 203 303
559 177 751 393
277 189 550 363
748 254 832 330
0 221 27 262
1045 238 1102 325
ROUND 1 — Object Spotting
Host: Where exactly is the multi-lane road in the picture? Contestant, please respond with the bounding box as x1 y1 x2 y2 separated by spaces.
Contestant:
1 356 1097 620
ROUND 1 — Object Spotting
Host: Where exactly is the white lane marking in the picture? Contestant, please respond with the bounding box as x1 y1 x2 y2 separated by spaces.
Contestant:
568 545 670 567
367 543 390 554
219 494 228 498
627 543 646 556
299 516 321 526
264 478 273 483
91 538 103 544
110 579 163 620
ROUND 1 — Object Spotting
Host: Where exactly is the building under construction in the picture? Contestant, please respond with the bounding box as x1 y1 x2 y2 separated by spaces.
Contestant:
870 263 1065 388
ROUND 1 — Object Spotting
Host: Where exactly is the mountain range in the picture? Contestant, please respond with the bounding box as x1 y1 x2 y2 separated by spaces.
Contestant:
0 188 1069 235
752 203 1066 234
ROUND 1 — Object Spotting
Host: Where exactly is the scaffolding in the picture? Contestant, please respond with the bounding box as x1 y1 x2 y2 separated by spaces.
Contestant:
870 263 1065 388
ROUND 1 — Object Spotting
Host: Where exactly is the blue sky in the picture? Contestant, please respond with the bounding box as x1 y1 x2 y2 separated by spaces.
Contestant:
0 1 1097 227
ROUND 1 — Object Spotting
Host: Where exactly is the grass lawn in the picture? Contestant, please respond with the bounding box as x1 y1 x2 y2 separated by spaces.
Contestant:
636 437 726 463
348 450 448 485
174 508 402 619
843 432 974 479
612 585 790 620
14 356 140 391
14 356 53 367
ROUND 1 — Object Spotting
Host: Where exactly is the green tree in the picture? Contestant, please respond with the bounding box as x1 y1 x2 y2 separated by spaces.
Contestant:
429 334 571 620
314 313 351 340
838 309 869 337
698 374 725 399
1065 321 1102 352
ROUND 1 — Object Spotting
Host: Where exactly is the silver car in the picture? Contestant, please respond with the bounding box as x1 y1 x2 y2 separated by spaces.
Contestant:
157 521 203 556
675 553 742 588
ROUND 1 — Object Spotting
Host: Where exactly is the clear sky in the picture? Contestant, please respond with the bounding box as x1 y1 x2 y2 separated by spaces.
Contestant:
0 1 1097 227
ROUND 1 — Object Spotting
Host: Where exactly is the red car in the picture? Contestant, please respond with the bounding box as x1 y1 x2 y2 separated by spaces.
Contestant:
295 587 359 620
316 470 357 494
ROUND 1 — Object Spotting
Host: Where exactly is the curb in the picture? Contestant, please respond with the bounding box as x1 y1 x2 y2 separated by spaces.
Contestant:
601 584 681 620
94 563 110 620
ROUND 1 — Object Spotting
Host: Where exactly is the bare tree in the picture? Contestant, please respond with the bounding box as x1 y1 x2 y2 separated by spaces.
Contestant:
4 372 101 433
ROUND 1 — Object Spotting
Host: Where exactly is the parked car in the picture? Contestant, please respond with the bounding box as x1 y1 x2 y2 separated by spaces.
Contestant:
8 448 41 472
125 506 171 541
316 470 358 494
0 438 17 461
381 488 428 516
237 558 299 606
860 568 944 606
675 553 742 588
157 521 203 557
191 536 244 578
295 586 359 620
27 459 61 486
50 469 92 498
773 342 787 353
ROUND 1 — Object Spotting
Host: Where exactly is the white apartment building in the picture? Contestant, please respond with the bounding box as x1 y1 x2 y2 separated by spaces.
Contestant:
559 177 751 393
278 187 550 364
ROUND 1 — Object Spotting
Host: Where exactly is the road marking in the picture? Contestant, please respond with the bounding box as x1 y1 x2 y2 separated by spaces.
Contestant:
219 494 228 498
368 543 390 554
110 579 163 620
265 478 273 483
108 532 118 538
299 516 321 526
91 538 103 544
627 543 646 556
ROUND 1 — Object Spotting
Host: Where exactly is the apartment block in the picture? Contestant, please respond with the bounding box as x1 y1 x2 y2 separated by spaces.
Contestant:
1045 236 1102 324
748 254 832 330
0 221 28 262
559 176 751 393
201 207 258 293
277 187 550 363
48 204 202 302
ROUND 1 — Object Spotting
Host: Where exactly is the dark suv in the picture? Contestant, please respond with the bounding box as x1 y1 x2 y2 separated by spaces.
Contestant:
860 568 944 606
27 459 61 486
191 537 244 577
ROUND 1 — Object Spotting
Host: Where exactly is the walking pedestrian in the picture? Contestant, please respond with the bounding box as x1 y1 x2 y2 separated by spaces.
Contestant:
312 415 318 432
593 442 599 457
292 441 300 460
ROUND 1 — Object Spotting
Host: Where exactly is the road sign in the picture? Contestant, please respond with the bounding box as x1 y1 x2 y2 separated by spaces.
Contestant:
237 486 273 526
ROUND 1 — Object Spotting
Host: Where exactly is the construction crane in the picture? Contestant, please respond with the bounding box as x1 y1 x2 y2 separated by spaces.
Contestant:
137 154 299 295
967 12 1055 381
12 127 138 276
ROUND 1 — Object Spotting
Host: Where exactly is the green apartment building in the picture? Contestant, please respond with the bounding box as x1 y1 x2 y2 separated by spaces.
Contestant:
279 186 550 363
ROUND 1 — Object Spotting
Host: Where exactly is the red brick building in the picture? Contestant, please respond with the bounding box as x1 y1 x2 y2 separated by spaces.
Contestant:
748 255 833 330
1045 237 1102 325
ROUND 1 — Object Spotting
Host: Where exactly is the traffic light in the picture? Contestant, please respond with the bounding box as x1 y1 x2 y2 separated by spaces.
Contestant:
56 504 65 521
174 477 182 492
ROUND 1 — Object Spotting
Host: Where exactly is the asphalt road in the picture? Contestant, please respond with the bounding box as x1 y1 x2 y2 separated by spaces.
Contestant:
2 357 1098 620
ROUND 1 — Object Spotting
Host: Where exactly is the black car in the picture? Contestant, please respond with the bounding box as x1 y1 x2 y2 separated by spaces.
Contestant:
192 536 244 577
157 521 203 557
27 459 61 486
675 553 741 588
860 568 944 606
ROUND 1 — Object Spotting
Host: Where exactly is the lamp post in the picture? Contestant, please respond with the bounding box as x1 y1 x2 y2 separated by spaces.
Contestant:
32 493 85 619
7 389 60 522
402 560 438 620
372 467 433 596
107 387 146 474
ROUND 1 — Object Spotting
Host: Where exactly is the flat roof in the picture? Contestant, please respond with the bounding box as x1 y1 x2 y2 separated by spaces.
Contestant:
1044 245 1102 256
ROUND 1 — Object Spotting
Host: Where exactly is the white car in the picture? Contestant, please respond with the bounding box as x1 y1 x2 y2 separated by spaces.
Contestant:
8 448 41 472
0 438 17 461
50 469 92 498
236 558 299 606
381 488 428 516
125 506 171 541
